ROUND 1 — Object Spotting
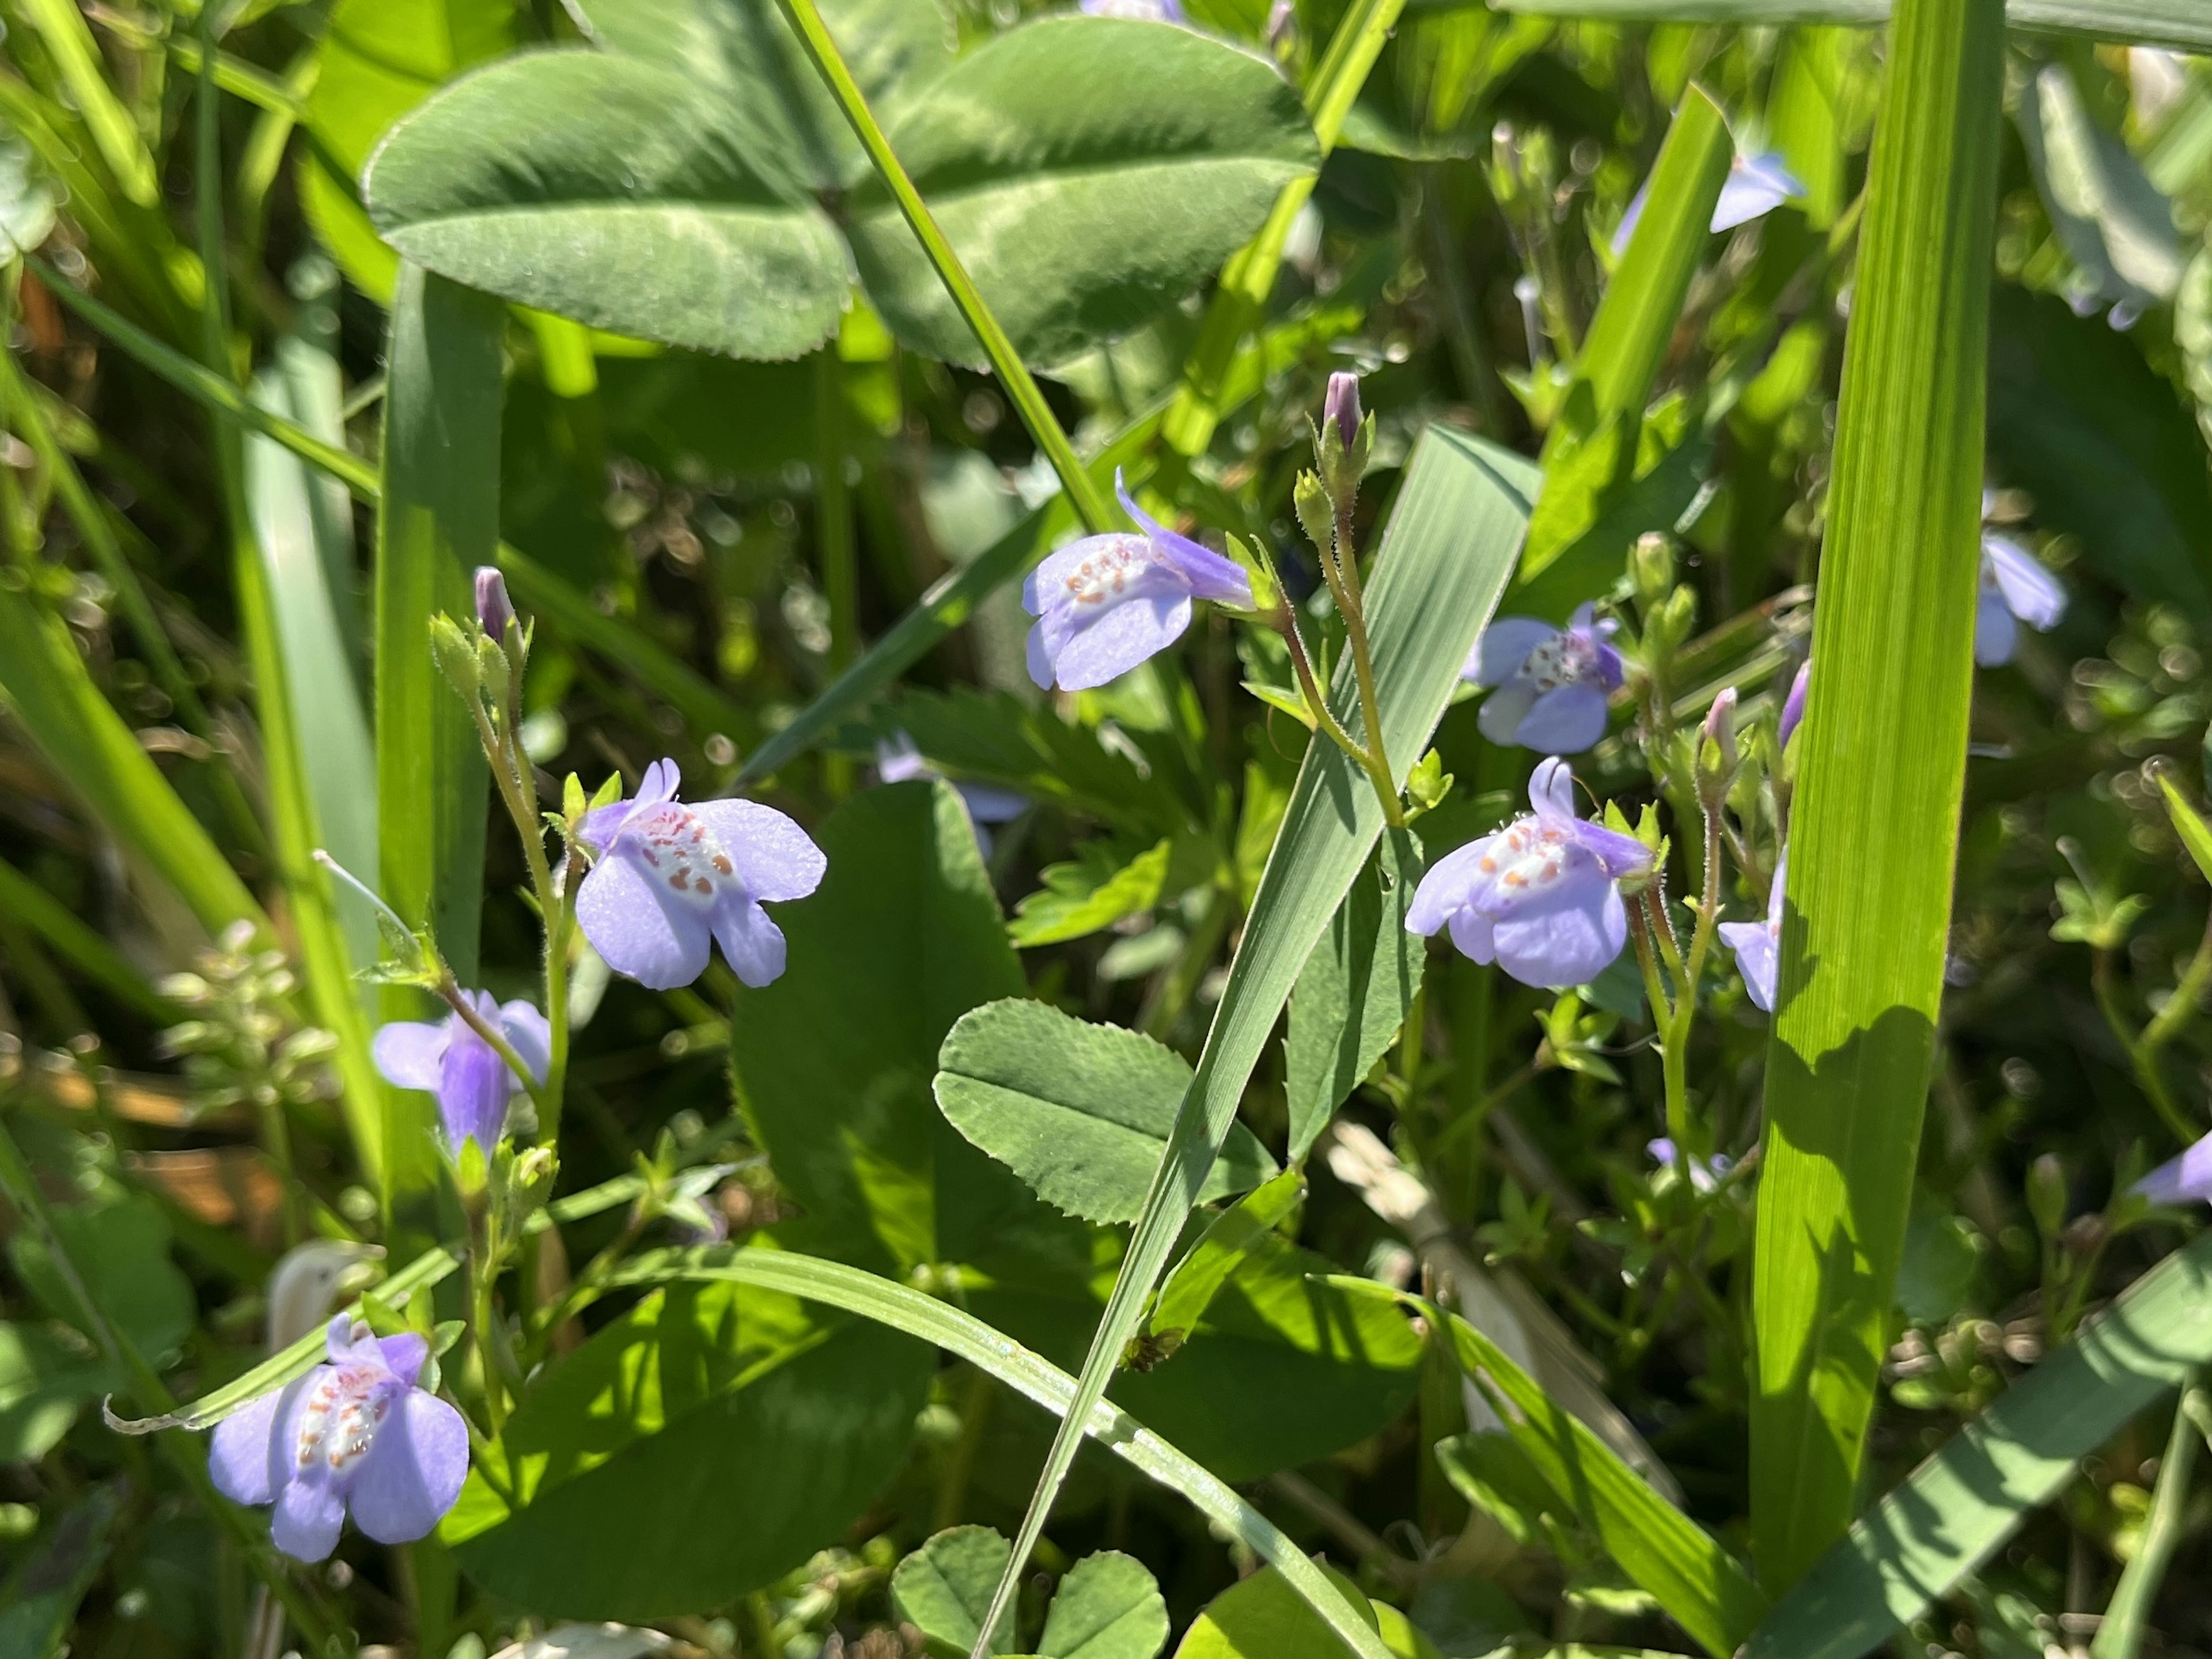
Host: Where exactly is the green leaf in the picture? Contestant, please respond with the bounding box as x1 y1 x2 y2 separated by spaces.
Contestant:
1010 840 1175 948
1343 1281 1766 1658
1741 1232 2212 1659
1284 828 1424 1162
1514 85 1730 611
365 50 851 360
729 780 1030 1271
1146 1168 1304 1344
9 1195 195 1368
2017 58 2185 306
0 1488 119 1659
2156 767 2212 883
895 1528 1021 1658
0 1321 110 1464
1170 1565 1381 1659
1484 0 2212 51
299 0 517 301
845 17 1320 368
0 578 263 937
1037 1552 1170 1659
443 1279 930 1619
602 1246 1393 1659
1751 0 2006 1592
1986 282 2212 634
934 998 1279 1226
982 423 1528 1641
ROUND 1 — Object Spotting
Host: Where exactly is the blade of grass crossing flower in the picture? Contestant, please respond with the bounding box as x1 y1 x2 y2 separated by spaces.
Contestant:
0 578 264 937
1158 0 1403 462
194 41 388 1188
1332 1279 1766 1656
1512 86 1731 620
1742 1232 2212 1659
1750 0 2006 1592
1482 0 2211 53
974 427 1530 1658
377 262 501 1218
601 1247 1394 1659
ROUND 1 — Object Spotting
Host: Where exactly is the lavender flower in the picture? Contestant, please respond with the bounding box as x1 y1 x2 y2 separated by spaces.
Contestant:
1647 1138 1732 1193
372 993 548 1151
208 1315 468 1562
475 566 514 637
1718 854 1785 1013
1615 149 1804 253
2137 1132 2212 1206
1023 472 1252 693
575 759 825 991
1078 0 1186 19
1324 372 1362 447
1464 603 1623 753
1778 660 1809 749
1406 756 1654 988
1976 531 2066 667
877 733 1026 854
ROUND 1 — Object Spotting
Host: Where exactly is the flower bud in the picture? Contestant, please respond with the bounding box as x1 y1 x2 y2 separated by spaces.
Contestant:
1698 687 1739 796
1779 660 1810 751
1631 532 1674 611
475 566 514 638
1293 469 1334 556
430 613 481 702
1325 372 1362 449
2027 1153 2068 1242
1264 0 1293 51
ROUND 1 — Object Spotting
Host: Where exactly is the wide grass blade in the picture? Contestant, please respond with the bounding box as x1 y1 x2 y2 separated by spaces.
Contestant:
603 1247 1395 1659
1750 0 2006 1592
1742 1232 2212 1659
1489 0 2210 50
976 426 1531 1654
1336 1279 1767 1657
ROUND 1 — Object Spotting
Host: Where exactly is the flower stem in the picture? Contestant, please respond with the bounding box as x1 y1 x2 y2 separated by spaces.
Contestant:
2092 949 2200 1146
1272 604 1368 768
1630 891 1690 1171
775 0 1114 537
2143 907 2212 1055
1320 502 1401 827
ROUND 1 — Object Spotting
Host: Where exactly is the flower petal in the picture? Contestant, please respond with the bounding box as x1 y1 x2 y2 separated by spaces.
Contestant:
347 1391 471 1546
2138 1132 2212 1206
1983 534 2066 632
688 800 827 904
1406 835 1495 935
1514 683 1611 753
1529 756 1577 821
1053 592 1192 691
1492 884 1626 988
1445 906 1497 964
711 899 789 988
637 758 681 807
876 734 929 784
1974 584 2018 666
1468 617 1557 687
1720 919 1779 1012
1025 534 1124 616
438 1025 512 1150
1711 154 1802 232
956 781 1028 824
1025 622 1055 690
376 1333 429 1389
208 1378 297 1507
498 1002 552 1087
575 852 713 991
1476 680 1539 745
1574 820 1656 882
271 1475 347 1562
370 1021 449 1093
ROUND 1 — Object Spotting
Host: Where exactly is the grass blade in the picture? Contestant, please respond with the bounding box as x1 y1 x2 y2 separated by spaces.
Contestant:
0 854 176 1025
976 426 1531 1654
1750 0 2006 1591
1743 1233 2212 1659
1337 1279 1767 1656
603 1246 1395 1659
2091 1374 2202 1659
17 0 158 207
1485 0 2210 50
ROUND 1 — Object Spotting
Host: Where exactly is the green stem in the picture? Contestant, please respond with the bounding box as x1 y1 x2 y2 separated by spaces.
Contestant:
2091 1377 2203 1659
2143 908 2212 1054
1327 502 1400 827
1630 895 1688 1171
774 0 1112 536
2093 952 2199 1146
470 1227 507 1437
1271 603 1367 768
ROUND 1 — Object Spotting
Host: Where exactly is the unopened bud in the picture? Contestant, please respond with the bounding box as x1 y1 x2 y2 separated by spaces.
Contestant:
2027 1153 2068 1241
1698 687 1738 794
1325 372 1362 449
1631 532 1674 610
430 613 480 701
1264 0 1293 51
475 566 514 638
1779 660 1810 751
1293 470 1334 556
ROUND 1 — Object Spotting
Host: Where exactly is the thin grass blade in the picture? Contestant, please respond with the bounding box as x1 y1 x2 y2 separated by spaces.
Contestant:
1750 0 2007 1591
1487 0 2210 51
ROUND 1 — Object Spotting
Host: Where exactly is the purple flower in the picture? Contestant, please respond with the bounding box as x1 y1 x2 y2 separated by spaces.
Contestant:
1078 0 1186 19
1324 371 1362 448
1718 854 1785 1013
877 733 1027 854
475 566 514 637
372 993 548 1152
1778 660 1809 749
1406 757 1654 988
1615 149 1804 253
1647 1138 1732 1193
575 759 825 991
1465 603 1623 753
207 1315 468 1562
1023 472 1252 692
2137 1132 2212 1206
1976 532 2066 667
